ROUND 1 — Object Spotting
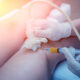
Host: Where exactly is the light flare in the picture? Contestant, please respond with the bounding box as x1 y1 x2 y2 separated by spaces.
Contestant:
0 0 2 2
0 9 19 20
0 0 30 17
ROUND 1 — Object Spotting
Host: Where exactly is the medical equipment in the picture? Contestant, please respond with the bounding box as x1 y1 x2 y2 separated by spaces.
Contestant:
45 47 80 54
46 47 80 77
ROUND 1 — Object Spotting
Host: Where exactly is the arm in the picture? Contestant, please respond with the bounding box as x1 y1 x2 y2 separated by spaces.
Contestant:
0 49 63 80
0 12 25 66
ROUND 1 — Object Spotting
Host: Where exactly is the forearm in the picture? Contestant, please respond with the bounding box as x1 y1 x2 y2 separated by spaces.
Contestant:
0 21 25 66
0 49 49 80
0 48 64 80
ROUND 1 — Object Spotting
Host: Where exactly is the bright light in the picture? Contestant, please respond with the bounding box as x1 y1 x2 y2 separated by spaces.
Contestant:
0 0 10 17
0 9 19 21
0 0 30 17
0 0 20 17
0 0 2 2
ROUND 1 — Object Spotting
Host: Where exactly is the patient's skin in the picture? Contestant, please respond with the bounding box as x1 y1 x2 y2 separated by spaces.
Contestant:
0 49 49 80
0 17 25 66
0 48 64 80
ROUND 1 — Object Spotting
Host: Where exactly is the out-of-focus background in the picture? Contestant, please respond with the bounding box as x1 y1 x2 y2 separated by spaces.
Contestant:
0 0 80 19
0 0 31 17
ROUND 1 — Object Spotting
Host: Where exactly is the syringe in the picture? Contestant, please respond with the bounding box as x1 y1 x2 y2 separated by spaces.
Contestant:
45 47 80 54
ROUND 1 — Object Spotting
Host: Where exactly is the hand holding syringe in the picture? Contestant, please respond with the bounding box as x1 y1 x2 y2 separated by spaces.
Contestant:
45 47 80 77
45 47 80 55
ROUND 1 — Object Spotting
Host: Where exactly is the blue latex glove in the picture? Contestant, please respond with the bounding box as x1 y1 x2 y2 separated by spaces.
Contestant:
61 47 80 77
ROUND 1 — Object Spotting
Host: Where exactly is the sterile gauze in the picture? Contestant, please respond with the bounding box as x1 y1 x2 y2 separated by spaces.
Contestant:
47 3 71 22
22 20 48 51
46 19 71 41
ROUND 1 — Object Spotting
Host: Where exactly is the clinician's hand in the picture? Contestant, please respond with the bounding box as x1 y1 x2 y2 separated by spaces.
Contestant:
34 19 71 41
33 2 72 41
34 18 80 41
62 47 80 77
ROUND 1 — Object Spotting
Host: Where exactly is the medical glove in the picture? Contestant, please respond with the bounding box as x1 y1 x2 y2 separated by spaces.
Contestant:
62 47 80 77
47 3 71 22
34 19 71 41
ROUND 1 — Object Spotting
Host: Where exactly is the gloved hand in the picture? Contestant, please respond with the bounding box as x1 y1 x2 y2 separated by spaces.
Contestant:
34 19 71 41
34 3 71 41
47 3 71 22
61 47 80 77
22 19 48 51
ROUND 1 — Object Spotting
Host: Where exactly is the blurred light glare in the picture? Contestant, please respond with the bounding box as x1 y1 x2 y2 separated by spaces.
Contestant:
0 0 30 17
0 9 19 21
0 0 2 2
